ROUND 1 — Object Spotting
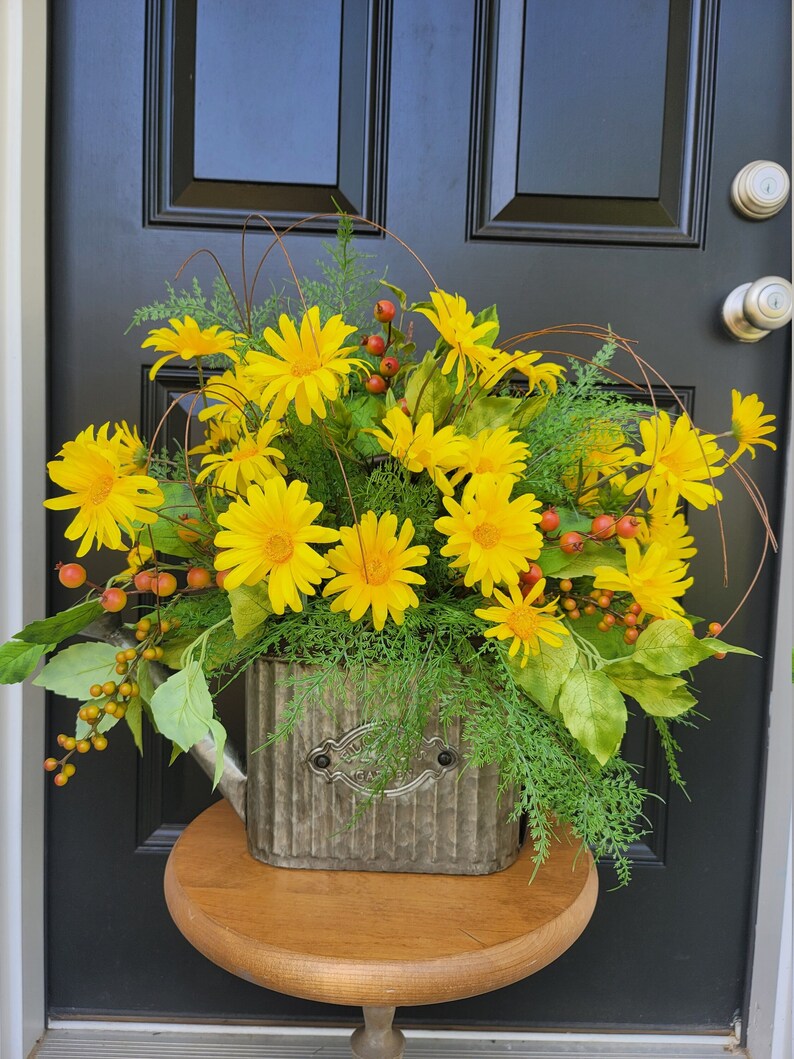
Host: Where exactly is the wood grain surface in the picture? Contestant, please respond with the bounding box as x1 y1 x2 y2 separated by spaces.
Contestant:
164 801 598 1008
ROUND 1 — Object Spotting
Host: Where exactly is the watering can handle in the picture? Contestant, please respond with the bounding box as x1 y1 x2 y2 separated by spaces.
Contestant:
84 614 248 823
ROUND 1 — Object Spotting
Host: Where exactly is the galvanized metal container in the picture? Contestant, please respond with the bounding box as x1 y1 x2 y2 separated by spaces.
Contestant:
245 659 521 875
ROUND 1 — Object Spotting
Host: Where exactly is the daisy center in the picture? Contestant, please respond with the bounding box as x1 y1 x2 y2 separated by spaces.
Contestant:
263 531 294 564
90 475 114 505
475 457 495 473
364 554 391 586
472 521 501 549
290 354 320 378
233 444 260 462
506 605 539 641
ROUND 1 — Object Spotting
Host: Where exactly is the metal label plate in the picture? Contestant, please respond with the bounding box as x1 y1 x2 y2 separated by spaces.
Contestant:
307 724 459 798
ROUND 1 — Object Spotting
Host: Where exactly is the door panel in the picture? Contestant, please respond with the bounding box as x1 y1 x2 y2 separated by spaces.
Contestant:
48 0 790 1031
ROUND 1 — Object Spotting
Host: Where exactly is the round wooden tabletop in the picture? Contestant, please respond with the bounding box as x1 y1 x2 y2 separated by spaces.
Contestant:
164 800 598 1009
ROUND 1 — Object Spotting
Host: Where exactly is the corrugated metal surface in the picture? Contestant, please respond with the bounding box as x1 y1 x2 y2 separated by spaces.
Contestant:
32 1028 736 1058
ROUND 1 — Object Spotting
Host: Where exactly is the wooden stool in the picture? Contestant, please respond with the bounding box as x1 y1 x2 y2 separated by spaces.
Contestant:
164 801 598 1058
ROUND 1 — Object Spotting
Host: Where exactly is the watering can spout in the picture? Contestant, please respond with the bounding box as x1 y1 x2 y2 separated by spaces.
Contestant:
83 613 248 823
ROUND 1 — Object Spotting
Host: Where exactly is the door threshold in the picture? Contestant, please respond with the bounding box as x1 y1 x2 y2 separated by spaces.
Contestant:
33 1023 741 1058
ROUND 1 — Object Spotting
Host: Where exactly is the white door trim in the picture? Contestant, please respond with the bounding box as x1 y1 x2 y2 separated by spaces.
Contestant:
0 5 789 1059
0 1 48 1057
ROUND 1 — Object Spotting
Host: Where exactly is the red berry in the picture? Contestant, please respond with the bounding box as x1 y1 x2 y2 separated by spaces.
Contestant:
374 300 396 323
598 595 611 609
624 628 640 645
624 613 637 627
365 335 386 356
615 515 641 539
590 514 616 540
583 604 596 616
519 563 543 587
714 651 727 660
215 569 229 590
134 570 154 592
379 356 400 378
569 608 581 620
152 572 177 597
597 620 610 632
398 398 410 416
603 613 616 627
58 563 87 589
186 567 212 589
708 622 722 636
629 602 642 615
539 508 560 533
101 588 127 613
177 517 201 543
559 531 584 555
364 374 388 395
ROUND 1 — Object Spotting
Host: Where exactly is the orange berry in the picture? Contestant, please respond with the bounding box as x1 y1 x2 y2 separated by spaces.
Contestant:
76 740 91 754
63 737 76 751
92 735 108 751
104 702 118 715
714 651 727 660
101 681 117 697
63 763 76 778
708 622 722 636
115 663 128 675
58 562 87 589
84 705 99 721
562 598 577 611
43 758 58 772
624 628 640 645
583 604 596 616
100 588 127 613
53 773 69 787
177 517 201 543
89 684 103 698
123 648 137 661
152 572 177 597
215 569 229 590
559 579 573 593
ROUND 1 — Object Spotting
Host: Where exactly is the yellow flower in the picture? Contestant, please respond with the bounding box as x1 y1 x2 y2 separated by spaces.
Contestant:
451 426 530 495
195 422 286 495
475 579 570 666
120 542 154 578
113 421 149 475
633 489 696 564
510 351 567 394
189 416 242 456
197 362 267 442
371 408 467 495
625 411 725 510
434 475 543 595
728 390 777 462
563 423 634 508
323 511 429 630
594 540 693 623
44 425 163 557
213 477 338 612
143 316 237 380
414 291 499 393
245 306 364 425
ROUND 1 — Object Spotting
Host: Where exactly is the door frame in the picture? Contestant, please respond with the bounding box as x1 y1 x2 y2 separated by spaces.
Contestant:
0 3 789 1056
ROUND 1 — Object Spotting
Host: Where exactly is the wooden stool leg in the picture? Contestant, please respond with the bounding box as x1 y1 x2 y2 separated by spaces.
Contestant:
350 1005 405 1058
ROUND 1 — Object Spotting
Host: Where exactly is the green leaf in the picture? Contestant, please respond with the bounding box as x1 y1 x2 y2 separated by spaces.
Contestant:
701 637 759 658
472 304 500 345
350 394 387 456
229 583 273 639
136 659 157 704
403 351 454 424
558 666 628 765
124 696 144 753
0 640 50 684
380 279 407 309
632 619 713 675
141 482 204 558
571 612 634 661
208 717 228 789
33 642 119 699
510 394 549 429
157 632 198 671
538 542 626 580
149 661 214 750
508 633 578 713
15 600 105 646
603 658 697 718
457 396 519 437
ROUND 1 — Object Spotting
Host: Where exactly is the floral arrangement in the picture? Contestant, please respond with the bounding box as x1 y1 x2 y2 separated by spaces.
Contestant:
0 217 777 881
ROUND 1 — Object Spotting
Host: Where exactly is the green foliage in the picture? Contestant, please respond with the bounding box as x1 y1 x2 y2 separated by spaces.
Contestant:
404 352 454 425
34 642 119 699
150 661 215 750
557 664 628 766
15 600 105 646
603 658 696 718
228 583 273 639
0 640 50 684
292 213 379 331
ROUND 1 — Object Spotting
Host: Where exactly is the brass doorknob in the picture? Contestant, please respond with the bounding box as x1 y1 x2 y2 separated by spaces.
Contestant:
722 276 792 342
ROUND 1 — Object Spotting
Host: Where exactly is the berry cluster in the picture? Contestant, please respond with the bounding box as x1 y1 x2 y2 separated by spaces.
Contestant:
361 301 409 408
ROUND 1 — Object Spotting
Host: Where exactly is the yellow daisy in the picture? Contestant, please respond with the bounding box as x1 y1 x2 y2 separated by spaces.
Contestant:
633 488 697 564
434 475 544 595
625 411 725 510
414 291 499 393
143 315 237 380
451 426 530 495
475 579 570 667
44 425 163 557
113 421 149 475
197 362 267 442
563 422 634 508
593 540 693 623
189 416 242 456
245 306 365 425
323 511 429 630
119 542 154 578
371 408 468 496
213 477 338 612
728 390 777 462
510 351 567 394
195 422 286 494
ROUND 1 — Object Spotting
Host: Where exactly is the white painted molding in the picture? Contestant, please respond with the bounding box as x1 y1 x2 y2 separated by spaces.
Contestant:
0 1 48 1057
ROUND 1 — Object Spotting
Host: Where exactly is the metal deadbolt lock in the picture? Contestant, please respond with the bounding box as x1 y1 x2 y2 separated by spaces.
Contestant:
731 160 790 219
722 276 792 342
